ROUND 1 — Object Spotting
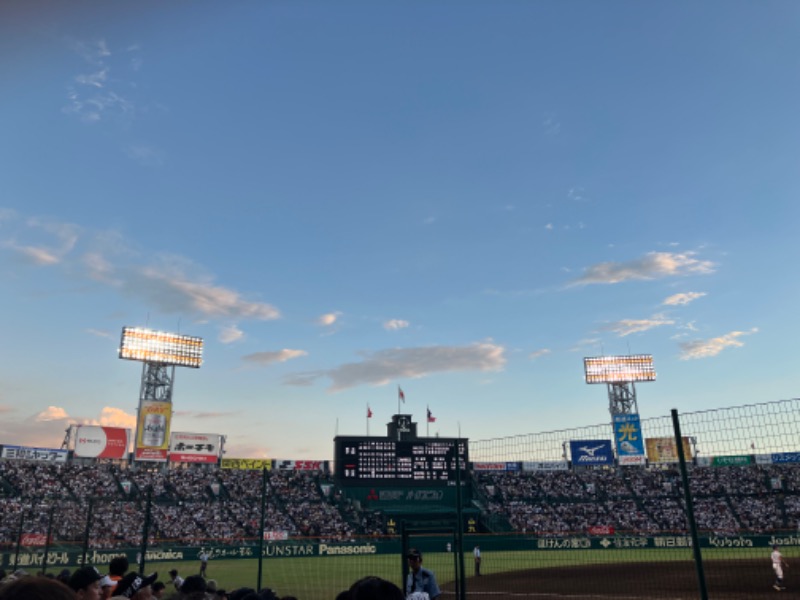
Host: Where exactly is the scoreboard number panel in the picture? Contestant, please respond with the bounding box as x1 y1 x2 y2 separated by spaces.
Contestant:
335 437 468 486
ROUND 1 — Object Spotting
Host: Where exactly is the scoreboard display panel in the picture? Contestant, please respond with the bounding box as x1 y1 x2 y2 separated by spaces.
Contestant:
334 436 468 486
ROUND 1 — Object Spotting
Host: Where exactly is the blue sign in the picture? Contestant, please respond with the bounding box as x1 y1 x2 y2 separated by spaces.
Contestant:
569 440 613 466
613 414 645 459
772 452 800 464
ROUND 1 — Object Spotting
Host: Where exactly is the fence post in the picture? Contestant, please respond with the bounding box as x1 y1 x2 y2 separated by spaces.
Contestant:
671 409 708 600
41 503 56 575
139 489 153 573
13 503 26 570
454 439 466 600
82 498 94 567
257 466 268 591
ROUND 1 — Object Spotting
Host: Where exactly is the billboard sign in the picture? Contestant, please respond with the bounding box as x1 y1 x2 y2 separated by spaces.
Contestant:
522 461 569 471
569 440 613 466
274 460 326 471
221 458 272 470
645 437 693 464
74 426 130 459
0 446 68 462
772 452 800 464
613 414 646 465
135 400 172 461
169 432 221 463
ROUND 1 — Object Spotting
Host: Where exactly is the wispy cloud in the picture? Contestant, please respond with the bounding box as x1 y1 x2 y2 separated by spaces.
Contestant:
86 328 113 339
219 324 244 344
663 292 707 306
1 210 281 323
124 144 165 167
529 348 551 360
317 312 341 326
242 349 308 366
3 217 79 266
542 113 561 136
63 38 141 124
123 265 280 320
284 341 506 392
383 319 409 331
571 251 715 286
598 314 676 337
679 328 758 360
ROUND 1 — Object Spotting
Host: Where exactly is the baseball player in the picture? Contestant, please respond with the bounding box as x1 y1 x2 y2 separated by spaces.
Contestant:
772 544 788 591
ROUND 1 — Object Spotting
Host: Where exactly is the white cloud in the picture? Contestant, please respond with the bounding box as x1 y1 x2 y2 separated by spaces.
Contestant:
86 328 113 339
125 144 165 167
663 292 707 306
383 319 409 331
243 349 308 366
285 341 506 392
124 266 281 321
529 348 551 360
599 315 676 337
545 223 554 230
571 251 715 286
679 328 758 360
3 217 79 266
317 312 341 326
35 406 69 422
219 324 244 344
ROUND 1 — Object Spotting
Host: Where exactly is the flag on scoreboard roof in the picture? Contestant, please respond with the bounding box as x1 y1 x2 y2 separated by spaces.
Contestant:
427 407 436 423
367 405 373 419
398 386 405 403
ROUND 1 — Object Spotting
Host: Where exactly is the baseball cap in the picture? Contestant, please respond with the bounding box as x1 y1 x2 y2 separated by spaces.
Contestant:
68 566 104 591
181 575 207 594
115 571 158 598
406 548 422 559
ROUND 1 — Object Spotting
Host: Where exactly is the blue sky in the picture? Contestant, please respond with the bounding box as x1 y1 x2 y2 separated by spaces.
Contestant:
1 1 799 460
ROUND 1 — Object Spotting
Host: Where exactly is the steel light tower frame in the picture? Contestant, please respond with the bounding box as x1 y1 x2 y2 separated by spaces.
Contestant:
119 326 204 462
583 354 656 417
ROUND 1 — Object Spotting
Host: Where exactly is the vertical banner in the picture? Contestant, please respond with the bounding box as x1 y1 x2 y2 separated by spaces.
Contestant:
613 413 646 465
135 400 172 461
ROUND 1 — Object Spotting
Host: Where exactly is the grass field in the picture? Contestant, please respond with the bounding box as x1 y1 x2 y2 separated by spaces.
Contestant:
144 546 787 600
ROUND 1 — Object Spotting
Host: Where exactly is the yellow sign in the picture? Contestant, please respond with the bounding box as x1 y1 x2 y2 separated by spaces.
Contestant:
135 400 172 461
645 437 692 463
221 458 273 470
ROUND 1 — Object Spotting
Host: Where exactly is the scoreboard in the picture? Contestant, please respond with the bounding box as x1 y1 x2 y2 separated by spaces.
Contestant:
334 436 468 486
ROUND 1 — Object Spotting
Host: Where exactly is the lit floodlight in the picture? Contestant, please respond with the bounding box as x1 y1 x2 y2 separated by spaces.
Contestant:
119 326 203 368
584 354 655 384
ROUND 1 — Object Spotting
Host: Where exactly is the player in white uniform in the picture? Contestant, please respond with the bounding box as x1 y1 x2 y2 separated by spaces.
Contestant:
772 544 788 591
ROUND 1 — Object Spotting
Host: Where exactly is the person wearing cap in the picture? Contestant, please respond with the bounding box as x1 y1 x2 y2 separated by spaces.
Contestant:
151 581 167 599
405 549 440 600
110 571 158 600
100 575 117 599
69 566 104 600
169 569 185 592
178 574 207 599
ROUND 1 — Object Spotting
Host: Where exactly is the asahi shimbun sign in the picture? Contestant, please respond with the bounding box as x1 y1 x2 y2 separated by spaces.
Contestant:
74 426 130 459
169 432 221 463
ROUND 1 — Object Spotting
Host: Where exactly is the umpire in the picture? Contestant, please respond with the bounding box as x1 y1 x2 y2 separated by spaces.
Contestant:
405 548 441 600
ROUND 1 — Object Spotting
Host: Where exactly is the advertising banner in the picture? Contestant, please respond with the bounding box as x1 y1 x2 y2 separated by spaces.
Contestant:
0 446 68 463
712 455 751 467
274 460 326 471
569 440 613 466
221 458 272 470
169 432 221 463
645 436 693 464
263 531 289 541
135 400 172 461
74 426 130 459
613 414 646 465
20 533 49 547
772 452 800 464
522 461 569 471
472 462 509 471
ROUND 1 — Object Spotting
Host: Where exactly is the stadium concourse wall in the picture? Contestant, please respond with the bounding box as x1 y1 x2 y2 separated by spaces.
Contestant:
5 533 800 570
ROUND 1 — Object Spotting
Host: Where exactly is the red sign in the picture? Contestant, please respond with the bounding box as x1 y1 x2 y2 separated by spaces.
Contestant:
20 533 49 546
588 526 615 536
74 426 130 459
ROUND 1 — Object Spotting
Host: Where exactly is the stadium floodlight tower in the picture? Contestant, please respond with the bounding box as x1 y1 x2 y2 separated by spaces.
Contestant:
583 354 656 417
119 326 203 461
